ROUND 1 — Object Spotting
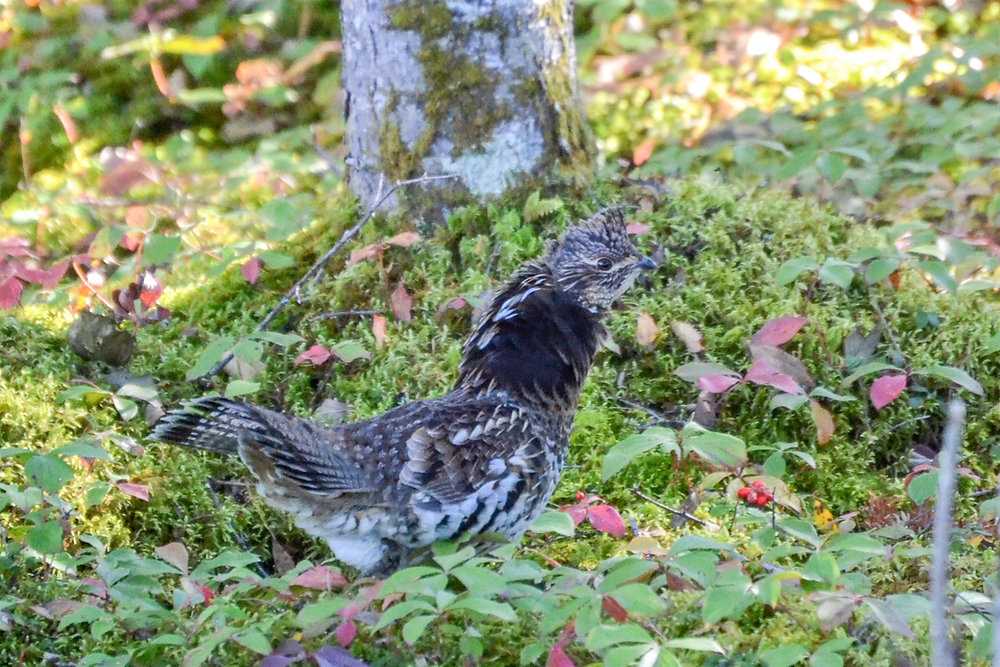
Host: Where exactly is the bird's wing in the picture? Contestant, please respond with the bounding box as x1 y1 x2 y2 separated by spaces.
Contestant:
398 399 543 506
154 397 373 495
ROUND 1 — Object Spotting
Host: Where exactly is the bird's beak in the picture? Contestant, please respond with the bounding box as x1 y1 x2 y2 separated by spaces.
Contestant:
635 256 657 271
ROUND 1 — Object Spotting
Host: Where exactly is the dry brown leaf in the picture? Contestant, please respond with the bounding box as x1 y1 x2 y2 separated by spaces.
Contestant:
670 320 704 353
635 312 659 348
372 313 388 347
386 231 421 248
390 282 412 322
810 400 835 445
155 542 189 574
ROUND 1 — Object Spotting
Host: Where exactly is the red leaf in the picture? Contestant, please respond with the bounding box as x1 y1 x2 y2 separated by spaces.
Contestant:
117 482 150 502
751 316 808 346
295 344 332 366
697 374 740 393
241 256 263 285
390 282 412 322
386 231 421 247
626 222 651 236
291 565 347 590
601 595 629 622
546 644 575 667
0 238 32 257
17 261 69 289
0 276 24 309
587 504 626 538
372 314 388 347
197 583 215 605
744 358 804 395
139 271 163 308
632 138 656 166
871 374 907 410
561 504 588 526
335 620 357 647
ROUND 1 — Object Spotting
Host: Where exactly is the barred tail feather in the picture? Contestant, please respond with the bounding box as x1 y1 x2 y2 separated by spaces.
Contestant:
151 396 268 455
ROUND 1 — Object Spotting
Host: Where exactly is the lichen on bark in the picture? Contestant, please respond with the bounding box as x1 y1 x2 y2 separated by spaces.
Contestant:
341 0 594 222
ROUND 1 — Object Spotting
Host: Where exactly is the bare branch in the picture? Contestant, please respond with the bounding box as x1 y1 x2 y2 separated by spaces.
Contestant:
197 173 457 382
930 398 965 667
632 487 717 529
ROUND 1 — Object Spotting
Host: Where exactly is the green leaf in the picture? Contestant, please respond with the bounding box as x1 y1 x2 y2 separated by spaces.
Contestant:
373 599 436 630
186 335 236 381
295 598 348 627
224 380 260 398
817 153 847 182
330 340 370 363
56 385 108 403
842 361 901 385
55 438 109 460
763 451 786 478
824 533 885 556
451 565 507 597
522 190 564 223
85 482 112 508
144 234 182 265
599 558 656 592
27 521 64 554
818 259 855 290
683 430 747 468
609 583 667 617
809 387 856 402
528 510 575 537
251 331 304 347
760 644 809 667
661 637 725 653
802 552 840 584
58 605 110 630
259 251 296 269
865 257 900 284
0 447 30 457
111 395 138 421
908 471 937 504
233 629 271 655
25 454 74 493
911 364 984 396
584 623 651 651
402 614 435 645
117 382 158 401
777 518 820 547
231 338 263 365
917 260 956 293
446 597 515 621
674 362 740 382
775 257 818 286
603 427 677 480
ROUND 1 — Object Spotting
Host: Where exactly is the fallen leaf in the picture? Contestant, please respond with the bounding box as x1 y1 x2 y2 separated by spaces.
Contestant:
744 357 804 394
587 504 627 538
751 315 808 346
697 374 740 393
626 222 651 236
117 482 150 501
810 400 835 445
561 503 588 527
670 320 704 353
241 256 263 285
870 374 908 410
348 243 383 266
155 542 189 574
271 537 295 575
386 231 421 247
632 137 657 166
291 565 347 590
295 344 332 366
372 314 388 347
636 312 659 348
390 282 412 322
749 344 813 389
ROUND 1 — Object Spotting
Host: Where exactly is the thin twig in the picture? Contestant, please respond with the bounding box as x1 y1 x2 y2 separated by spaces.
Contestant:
306 309 381 323
71 261 119 313
632 487 715 529
615 397 671 424
198 173 457 381
930 398 965 667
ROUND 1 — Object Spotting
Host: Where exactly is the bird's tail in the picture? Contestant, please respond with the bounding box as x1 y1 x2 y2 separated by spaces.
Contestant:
151 396 271 455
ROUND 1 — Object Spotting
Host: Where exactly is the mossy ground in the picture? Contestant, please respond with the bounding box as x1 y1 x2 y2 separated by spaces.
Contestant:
1 178 997 664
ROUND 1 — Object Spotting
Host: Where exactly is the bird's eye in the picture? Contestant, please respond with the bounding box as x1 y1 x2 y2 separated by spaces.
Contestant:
596 257 613 271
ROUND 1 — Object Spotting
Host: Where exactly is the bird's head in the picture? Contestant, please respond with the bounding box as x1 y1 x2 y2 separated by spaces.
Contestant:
545 207 656 313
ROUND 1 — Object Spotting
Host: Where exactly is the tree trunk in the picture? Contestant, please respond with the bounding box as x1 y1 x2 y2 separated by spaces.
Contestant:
341 0 593 223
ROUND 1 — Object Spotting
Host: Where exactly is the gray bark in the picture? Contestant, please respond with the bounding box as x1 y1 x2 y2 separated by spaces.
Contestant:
341 0 592 222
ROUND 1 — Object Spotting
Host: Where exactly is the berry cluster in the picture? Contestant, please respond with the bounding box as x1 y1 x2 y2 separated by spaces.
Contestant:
736 480 773 507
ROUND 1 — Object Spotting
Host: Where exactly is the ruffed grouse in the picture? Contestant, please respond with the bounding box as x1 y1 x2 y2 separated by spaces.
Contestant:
152 209 655 574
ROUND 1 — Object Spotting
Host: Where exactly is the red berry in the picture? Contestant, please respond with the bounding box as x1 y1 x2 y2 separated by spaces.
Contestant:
576 491 586 501
755 494 770 507
752 480 767 490
737 487 751 500
746 491 758 504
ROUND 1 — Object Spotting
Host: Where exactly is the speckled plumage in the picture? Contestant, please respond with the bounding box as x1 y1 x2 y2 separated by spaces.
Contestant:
152 208 653 574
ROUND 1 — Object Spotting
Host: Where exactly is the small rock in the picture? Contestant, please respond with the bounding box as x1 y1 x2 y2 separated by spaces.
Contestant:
68 311 135 366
